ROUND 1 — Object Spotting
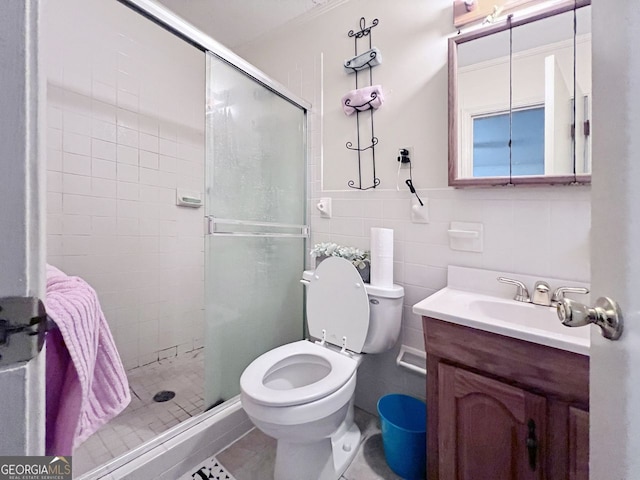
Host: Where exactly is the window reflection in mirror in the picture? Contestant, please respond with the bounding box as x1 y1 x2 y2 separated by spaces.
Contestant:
472 106 545 177
450 2 591 186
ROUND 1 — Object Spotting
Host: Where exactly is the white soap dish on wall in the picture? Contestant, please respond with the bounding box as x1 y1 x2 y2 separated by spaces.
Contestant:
448 221 483 252
176 189 202 208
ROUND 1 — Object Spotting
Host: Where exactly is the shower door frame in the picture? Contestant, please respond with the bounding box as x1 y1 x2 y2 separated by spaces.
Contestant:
119 0 311 112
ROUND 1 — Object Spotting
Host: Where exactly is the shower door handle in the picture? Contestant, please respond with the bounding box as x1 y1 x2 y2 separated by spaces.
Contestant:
205 216 309 238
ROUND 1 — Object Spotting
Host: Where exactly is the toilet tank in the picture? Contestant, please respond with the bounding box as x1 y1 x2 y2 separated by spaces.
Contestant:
302 270 404 354
362 283 404 353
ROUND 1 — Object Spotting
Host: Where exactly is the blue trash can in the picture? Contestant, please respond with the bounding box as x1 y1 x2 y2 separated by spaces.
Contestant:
377 394 427 479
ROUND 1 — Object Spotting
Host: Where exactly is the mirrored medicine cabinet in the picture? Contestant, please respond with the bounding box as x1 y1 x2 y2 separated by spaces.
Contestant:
448 0 591 187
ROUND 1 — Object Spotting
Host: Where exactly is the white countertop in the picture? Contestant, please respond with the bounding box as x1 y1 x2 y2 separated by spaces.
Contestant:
412 266 590 356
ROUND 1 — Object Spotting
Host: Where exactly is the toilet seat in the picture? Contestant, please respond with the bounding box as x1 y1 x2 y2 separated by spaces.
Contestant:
307 257 370 353
240 340 357 407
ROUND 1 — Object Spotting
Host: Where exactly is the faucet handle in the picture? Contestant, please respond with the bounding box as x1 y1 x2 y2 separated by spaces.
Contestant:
532 281 551 306
498 277 530 302
551 286 589 306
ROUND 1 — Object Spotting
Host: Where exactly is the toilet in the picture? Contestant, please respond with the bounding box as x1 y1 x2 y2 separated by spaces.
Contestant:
240 257 404 480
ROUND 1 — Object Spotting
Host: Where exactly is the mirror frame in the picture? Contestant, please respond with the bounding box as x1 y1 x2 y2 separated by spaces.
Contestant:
448 0 592 187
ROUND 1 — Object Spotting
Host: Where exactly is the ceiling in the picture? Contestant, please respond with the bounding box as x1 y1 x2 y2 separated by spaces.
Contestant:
156 0 341 50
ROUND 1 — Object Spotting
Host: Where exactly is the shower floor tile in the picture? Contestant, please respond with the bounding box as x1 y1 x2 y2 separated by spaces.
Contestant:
73 348 205 477
214 407 403 480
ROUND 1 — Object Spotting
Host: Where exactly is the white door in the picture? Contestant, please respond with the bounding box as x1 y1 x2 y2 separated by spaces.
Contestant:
590 0 640 477
0 0 46 455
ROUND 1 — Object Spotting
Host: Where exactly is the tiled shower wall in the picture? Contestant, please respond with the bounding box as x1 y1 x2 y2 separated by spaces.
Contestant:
44 0 206 369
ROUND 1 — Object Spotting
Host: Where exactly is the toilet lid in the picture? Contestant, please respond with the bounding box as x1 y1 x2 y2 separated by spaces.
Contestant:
307 257 370 353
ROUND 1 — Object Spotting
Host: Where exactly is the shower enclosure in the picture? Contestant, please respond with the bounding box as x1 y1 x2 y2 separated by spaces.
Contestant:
204 53 308 407
41 0 310 476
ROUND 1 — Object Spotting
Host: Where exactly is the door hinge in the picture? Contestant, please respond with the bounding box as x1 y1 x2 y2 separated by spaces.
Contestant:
0 297 47 367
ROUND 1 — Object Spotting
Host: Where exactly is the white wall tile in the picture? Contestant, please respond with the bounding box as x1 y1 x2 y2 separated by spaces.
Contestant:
139 133 159 154
63 215 92 235
48 128 63 151
48 149 63 171
117 126 139 148
62 174 92 196
91 178 117 198
92 139 117 161
117 90 139 112
117 145 138 165
46 0 204 367
47 192 63 215
63 152 91 176
48 171 63 193
63 111 92 136
63 194 93 216
159 138 177 157
117 163 138 183
91 119 117 143
139 115 159 136
92 82 117 106
92 158 117 180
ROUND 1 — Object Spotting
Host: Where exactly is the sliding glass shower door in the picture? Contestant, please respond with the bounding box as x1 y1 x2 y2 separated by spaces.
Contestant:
204 53 307 407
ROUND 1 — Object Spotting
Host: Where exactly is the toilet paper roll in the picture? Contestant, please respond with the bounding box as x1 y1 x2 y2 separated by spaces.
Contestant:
370 228 394 287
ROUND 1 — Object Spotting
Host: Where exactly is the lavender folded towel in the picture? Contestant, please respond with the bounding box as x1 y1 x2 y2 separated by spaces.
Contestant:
45 264 130 455
341 85 384 115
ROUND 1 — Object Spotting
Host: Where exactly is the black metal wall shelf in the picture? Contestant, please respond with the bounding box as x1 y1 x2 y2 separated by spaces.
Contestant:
344 17 381 190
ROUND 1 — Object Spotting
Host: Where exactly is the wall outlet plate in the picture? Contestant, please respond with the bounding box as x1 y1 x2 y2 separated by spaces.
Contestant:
410 197 429 223
398 146 413 166
317 197 332 218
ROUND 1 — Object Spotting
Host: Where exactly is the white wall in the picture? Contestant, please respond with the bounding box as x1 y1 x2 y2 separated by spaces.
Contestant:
44 0 206 369
236 0 591 413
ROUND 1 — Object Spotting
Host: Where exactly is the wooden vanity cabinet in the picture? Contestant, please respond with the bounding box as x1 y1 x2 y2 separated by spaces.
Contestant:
423 317 589 480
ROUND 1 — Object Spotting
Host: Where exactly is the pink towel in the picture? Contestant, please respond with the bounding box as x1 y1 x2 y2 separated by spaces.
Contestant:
341 85 384 115
45 265 130 455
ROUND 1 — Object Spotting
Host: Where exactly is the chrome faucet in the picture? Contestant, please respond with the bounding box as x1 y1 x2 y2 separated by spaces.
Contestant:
498 277 589 307
498 277 530 303
532 281 551 306
551 286 589 306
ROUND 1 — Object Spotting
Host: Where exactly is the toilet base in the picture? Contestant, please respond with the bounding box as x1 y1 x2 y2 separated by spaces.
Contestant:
273 418 361 480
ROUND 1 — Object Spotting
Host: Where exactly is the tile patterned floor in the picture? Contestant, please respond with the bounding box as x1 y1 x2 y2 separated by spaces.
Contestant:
215 408 403 480
74 349 205 477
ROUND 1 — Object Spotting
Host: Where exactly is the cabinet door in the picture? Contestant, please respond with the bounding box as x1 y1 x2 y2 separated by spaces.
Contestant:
439 364 547 480
569 407 589 480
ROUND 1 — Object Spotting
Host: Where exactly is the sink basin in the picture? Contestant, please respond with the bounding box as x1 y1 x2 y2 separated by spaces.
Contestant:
413 288 590 355
470 299 554 327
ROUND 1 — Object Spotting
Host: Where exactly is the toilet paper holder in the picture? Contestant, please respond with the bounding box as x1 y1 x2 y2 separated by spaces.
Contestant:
396 345 427 376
